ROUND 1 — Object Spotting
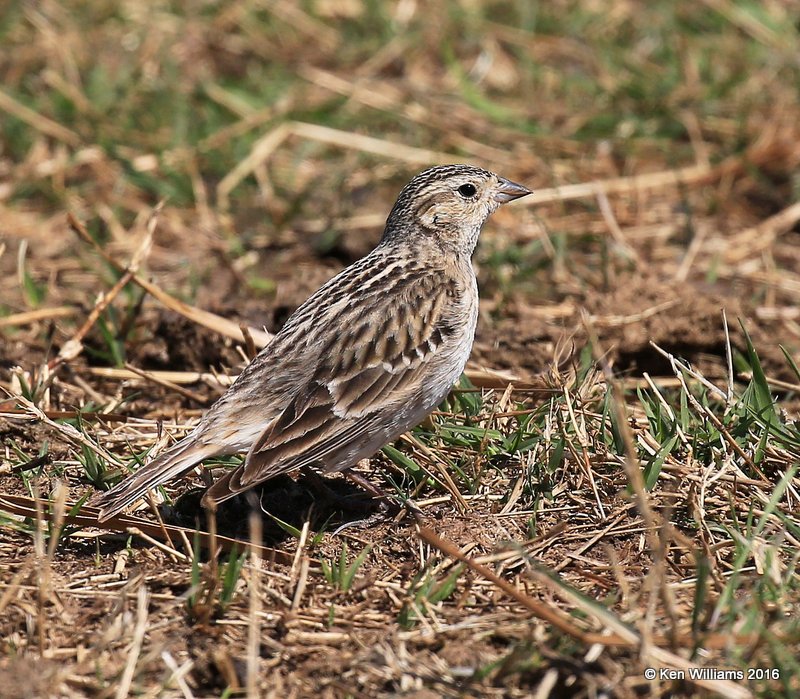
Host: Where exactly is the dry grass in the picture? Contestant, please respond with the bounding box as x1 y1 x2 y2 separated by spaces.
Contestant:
2 1 800 697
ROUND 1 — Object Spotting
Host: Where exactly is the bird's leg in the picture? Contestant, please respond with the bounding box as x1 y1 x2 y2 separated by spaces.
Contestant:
326 465 424 535
297 462 421 518
342 469 387 500
297 466 355 506
344 461 424 520
298 461 424 531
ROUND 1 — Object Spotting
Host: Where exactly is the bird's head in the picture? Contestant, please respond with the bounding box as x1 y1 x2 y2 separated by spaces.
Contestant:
383 164 531 254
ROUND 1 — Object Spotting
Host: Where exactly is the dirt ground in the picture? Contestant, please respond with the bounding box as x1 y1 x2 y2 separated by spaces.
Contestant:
2 178 799 697
2 2 800 698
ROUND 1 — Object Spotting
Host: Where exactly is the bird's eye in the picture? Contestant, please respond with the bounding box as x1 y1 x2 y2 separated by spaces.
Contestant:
457 183 477 198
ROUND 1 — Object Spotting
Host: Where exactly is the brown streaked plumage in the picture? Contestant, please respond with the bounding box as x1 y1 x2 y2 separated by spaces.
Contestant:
92 165 531 521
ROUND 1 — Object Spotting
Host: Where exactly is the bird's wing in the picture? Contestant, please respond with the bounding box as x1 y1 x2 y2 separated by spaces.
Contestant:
204 271 463 501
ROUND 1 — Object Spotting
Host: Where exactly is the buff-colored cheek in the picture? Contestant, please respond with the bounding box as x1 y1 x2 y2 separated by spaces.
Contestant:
419 204 444 227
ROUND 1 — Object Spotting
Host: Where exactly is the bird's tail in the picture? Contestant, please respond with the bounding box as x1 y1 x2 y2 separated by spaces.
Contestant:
91 436 215 521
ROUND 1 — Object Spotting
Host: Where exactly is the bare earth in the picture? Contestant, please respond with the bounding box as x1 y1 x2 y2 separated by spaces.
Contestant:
2 3 800 698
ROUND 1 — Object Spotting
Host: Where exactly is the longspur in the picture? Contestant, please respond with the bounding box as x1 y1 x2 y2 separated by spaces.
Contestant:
93 165 531 520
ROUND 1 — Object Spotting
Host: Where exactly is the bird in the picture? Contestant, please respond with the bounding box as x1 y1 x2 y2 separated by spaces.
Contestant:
92 164 531 521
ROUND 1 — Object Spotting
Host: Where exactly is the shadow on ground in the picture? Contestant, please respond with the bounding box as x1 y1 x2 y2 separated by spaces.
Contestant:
166 472 385 546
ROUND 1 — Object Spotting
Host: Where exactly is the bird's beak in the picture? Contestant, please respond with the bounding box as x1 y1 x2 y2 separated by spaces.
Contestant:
494 177 532 203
